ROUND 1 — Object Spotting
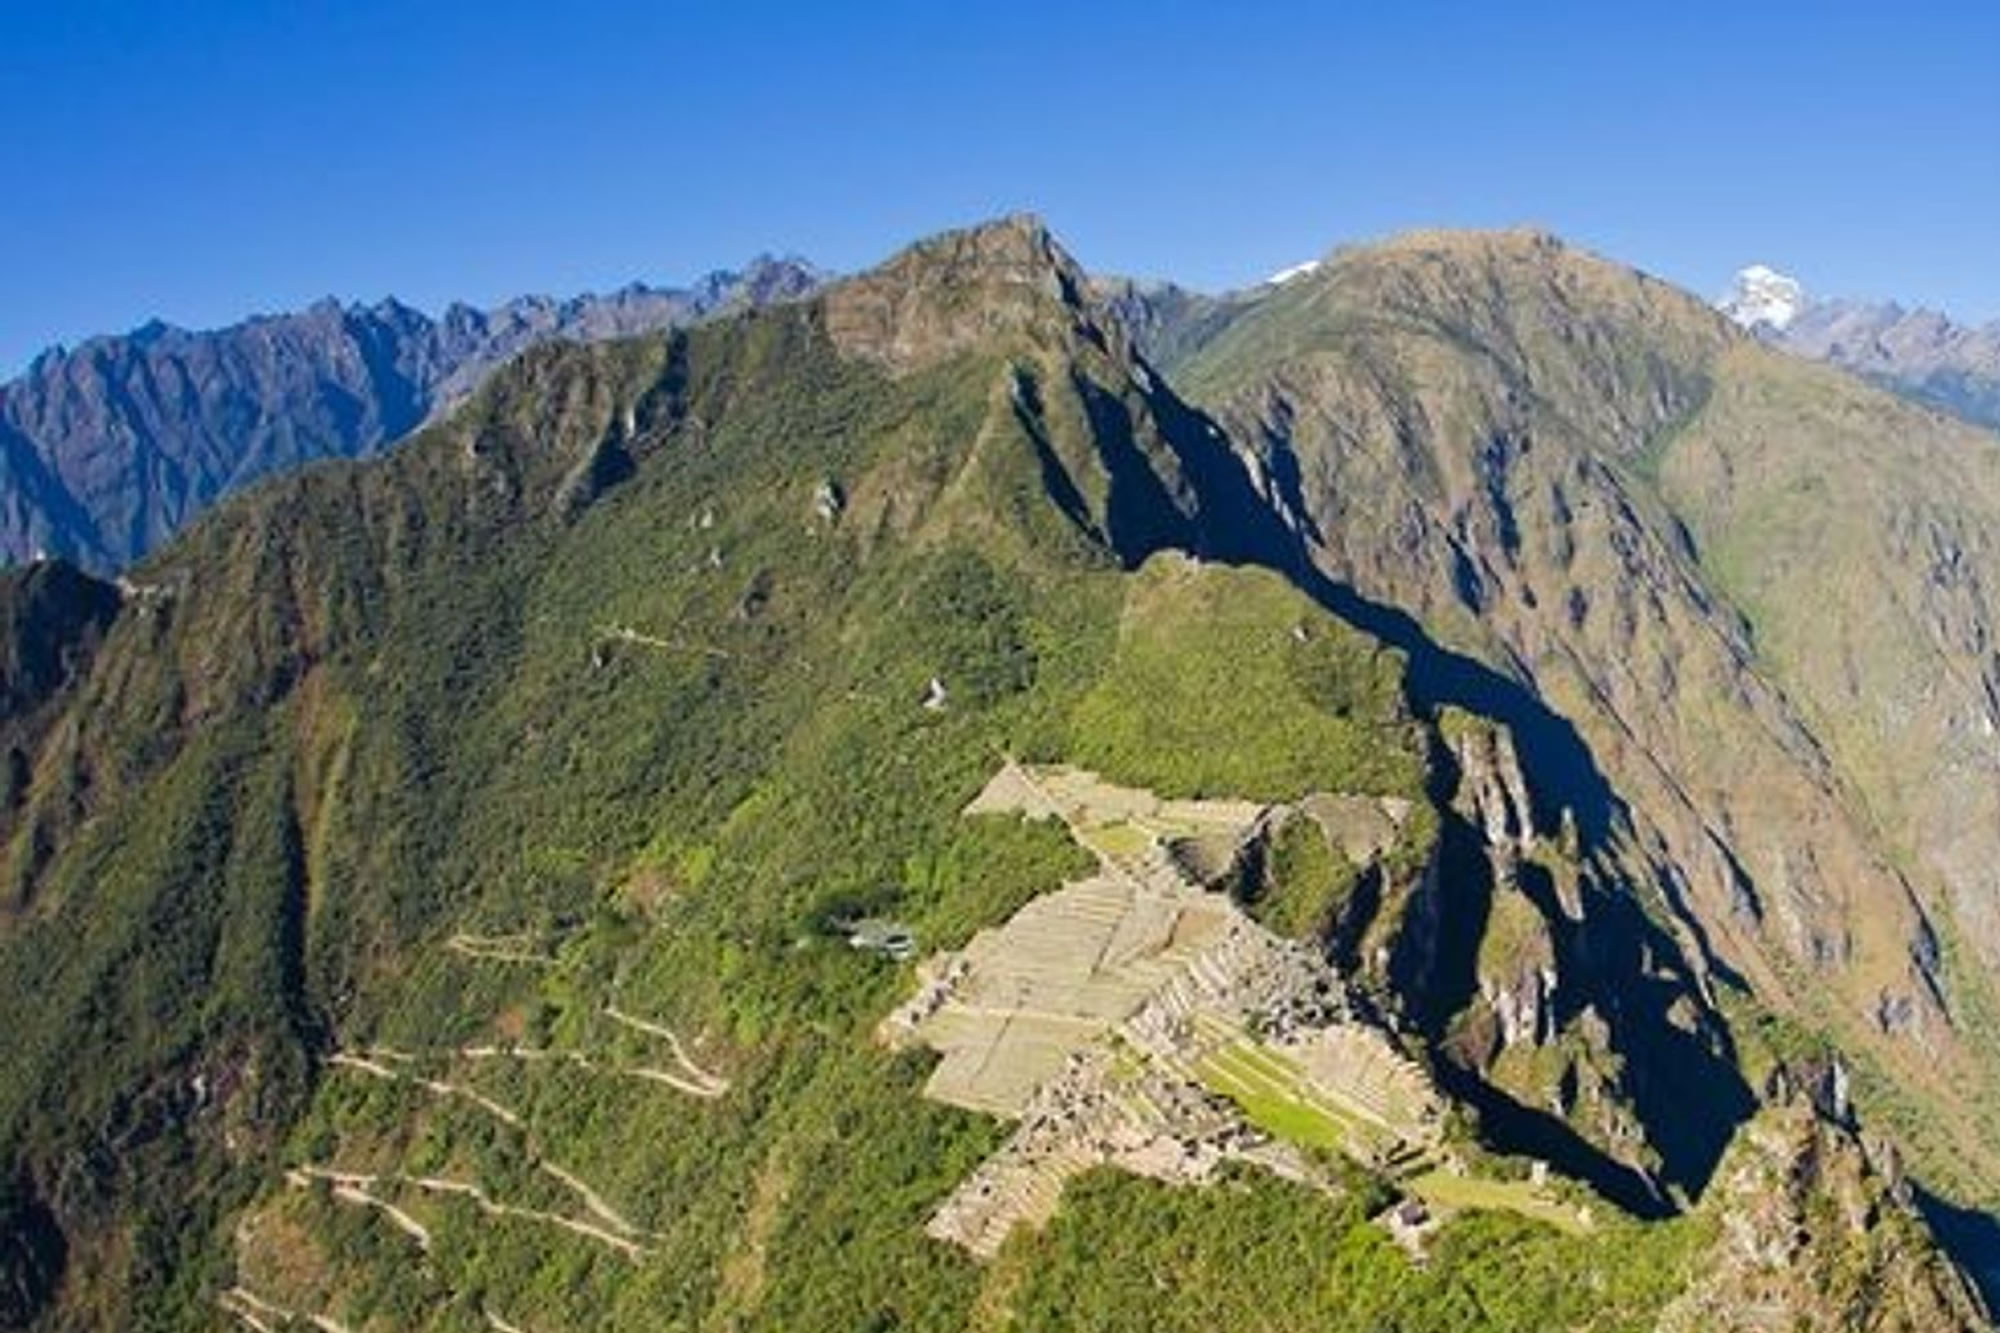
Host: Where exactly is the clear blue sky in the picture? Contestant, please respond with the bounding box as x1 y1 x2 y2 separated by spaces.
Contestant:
4 1 1997 372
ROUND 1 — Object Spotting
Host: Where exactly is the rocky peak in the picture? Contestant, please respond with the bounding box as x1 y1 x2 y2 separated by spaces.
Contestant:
1449 714 1539 864
1775 297 2000 432
1186 227 1735 463
1660 1102 1989 1332
820 214 1113 372
693 254 825 309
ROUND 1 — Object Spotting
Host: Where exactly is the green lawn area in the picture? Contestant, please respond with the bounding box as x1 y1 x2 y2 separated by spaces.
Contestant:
1407 1168 1591 1235
1078 821 1151 862
1194 1031 1589 1238
1193 1035 1388 1159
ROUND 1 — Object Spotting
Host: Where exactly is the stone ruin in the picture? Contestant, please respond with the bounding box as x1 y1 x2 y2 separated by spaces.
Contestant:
881 760 1446 1255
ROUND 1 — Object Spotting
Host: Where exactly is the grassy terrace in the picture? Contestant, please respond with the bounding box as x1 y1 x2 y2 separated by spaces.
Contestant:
1189 1023 1591 1235
1407 1169 1592 1236
1076 821 1151 863
1192 1031 1402 1163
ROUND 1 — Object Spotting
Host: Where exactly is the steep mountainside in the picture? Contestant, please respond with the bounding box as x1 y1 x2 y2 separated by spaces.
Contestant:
0 219 1986 1331
1172 228 2000 1240
1084 276 1256 374
0 258 823 571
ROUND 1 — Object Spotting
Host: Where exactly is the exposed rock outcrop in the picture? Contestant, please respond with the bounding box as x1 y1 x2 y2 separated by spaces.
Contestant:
1167 230 2000 1206
1660 1101 1989 1332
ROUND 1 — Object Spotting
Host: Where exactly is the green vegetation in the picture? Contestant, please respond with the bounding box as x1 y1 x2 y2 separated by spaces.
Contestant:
999 1166 1707 1333
1242 813 1356 940
1 221 1970 1333
1068 555 1425 802
1195 1037 1386 1159
1406 1169 1589 1236
0 264 1602 1332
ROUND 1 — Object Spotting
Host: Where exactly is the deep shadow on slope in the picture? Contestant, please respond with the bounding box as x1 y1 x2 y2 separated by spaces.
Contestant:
0 1170 63 1328
1402 778 1731 1218
1916 1187 2000 1315
1131 371 1756 1208
1144 374 1617 848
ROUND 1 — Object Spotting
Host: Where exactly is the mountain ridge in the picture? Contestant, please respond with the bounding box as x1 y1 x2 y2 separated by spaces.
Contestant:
1714 264 2000 431
1162 227 2000 1220
0 214 1992 1330
0 256 826 572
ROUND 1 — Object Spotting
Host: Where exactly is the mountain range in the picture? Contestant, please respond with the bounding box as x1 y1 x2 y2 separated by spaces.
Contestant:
3 217 2000 1331
0 257 824 571
8 252 1996 585
1718 264 2000 431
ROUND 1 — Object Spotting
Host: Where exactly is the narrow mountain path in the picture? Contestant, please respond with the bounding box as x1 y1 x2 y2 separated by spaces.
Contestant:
285 1168 433 1249
629 1066 727 1097
330 1049 528 1126
326 1051 399 1080
322 1051 645 1230
540 1162 645 1237
218 1286 353 1333
404 1174 650 1259
418 1074 527 1127
289 1166 649 1260
447 933 558 966
217 1287 282 1333
602 1005 732 1095
455 1043 728 1098
602 623 731 659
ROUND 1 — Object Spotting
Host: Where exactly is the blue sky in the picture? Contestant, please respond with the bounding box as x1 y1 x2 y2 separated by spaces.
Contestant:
3 1 1996 372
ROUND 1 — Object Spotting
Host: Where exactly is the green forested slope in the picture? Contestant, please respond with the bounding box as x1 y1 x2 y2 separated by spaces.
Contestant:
0 219 1982 1331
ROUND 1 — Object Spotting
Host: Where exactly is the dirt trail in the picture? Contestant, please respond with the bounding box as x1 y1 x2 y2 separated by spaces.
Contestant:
629 1066 726 1098
405 1174 650 1259
290 1166 648 1260
540 1162 644 1237
218 1286 353 1333
328 1049 528 1127
218 1288 281 1333
603 624 731 659
447 933 557 966
457 1042 727 1099
327 1051 398 1079
286 1168 433 1249
484 1311 533 1333
420 1075 526 1127
603 1005 730 1095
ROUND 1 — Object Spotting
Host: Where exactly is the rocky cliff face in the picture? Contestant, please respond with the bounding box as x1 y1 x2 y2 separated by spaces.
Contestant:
0 258 823 571
1165 229 2000 1214
1661 1096 1990 1332
1778 301 2000 434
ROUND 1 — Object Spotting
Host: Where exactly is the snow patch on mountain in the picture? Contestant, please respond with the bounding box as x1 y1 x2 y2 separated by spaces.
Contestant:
1266 259 1323 285
1719 264 1808 332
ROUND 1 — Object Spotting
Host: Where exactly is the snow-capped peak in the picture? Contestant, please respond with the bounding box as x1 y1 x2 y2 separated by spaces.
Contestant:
1719 264 1808 332
1266 259 1322 286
